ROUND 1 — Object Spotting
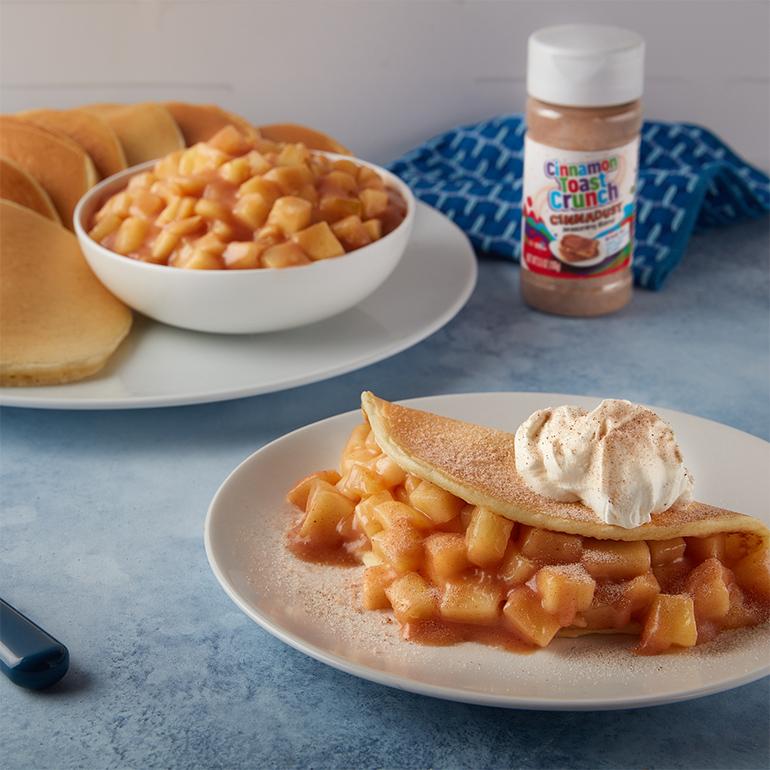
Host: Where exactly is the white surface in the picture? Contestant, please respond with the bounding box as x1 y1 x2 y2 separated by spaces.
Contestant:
0 203 476 409
74 156 415 334
205 392 770 711
1 1 767 167
527 24 645 107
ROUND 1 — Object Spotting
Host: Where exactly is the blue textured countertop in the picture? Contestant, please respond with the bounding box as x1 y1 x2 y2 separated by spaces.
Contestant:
1 218 768 770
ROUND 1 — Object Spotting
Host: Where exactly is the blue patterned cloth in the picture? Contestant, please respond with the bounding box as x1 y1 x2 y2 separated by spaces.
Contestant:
388 116 770 289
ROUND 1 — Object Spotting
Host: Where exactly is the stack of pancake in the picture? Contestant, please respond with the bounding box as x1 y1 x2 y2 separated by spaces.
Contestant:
0 102 349 385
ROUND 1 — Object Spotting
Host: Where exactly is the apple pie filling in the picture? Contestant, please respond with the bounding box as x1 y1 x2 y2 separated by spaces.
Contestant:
286 422 770 655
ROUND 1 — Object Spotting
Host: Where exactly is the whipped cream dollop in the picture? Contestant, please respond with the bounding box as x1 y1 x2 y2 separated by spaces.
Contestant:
514 400 694 528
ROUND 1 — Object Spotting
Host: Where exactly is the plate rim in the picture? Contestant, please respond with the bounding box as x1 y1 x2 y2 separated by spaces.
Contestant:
0 203 477 410
204 391 770 711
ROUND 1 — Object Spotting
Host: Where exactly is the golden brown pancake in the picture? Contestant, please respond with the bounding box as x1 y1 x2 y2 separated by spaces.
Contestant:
164 101 259 145
0 200 132 386
258 123 351 154
0 117 97 228
361 392 770 545
84 102 184 165
18 108 127 179
0 156 60 223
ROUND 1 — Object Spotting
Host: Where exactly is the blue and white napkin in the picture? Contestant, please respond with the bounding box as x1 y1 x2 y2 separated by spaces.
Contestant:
389 115 770 289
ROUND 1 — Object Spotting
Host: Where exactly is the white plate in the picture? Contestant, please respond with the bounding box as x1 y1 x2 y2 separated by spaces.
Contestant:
205 392 770 711
0 203 475 410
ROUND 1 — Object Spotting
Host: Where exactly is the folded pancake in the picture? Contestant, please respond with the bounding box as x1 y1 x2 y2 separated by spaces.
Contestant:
18 108 127 178
0 200 132 386
361 392 770 546
84 103 184 165
0 156 60 223
0 117 97 227
257 123 351 155
164 101 259 145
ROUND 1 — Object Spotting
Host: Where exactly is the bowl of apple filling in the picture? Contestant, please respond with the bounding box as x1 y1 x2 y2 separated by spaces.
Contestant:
74 126 414 333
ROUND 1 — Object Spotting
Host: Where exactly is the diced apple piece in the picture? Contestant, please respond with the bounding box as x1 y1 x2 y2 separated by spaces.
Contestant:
219 156 252 185
153 152 182 179
264 165 314 195
721 583 761 629
245 150 271 176
113 216 148 255
358 166 386 190
332 159 359 176
340 447 378 475
277 143 310 167
621 571 661 615
372 454 406 489
648 538 686 566
180 249 222 270
298 479 355 546
685 557 734 621
362 218 383 241
233 193 271 229
637 594 697 654
520 527 582 565
724 532 763 566
535 564 596 626
332 215 371 250
686 534 726 564
318 196 362 223
267 196 313 235
404 474 422 496
148 228 179 263
238 176 281 203
196 232 228 256
465 507 514 568
392 485 409 503
733 545 770 600
353 490 391 538
408 480 465 524
190 145 229 174
342 423 371 456
652 557 694 593
261 242 311 268
223 241 261 269
386 572 437 622
498 542 538 587
359 188 389 219
503 586 561 646
210 220 234 241
362 565 396 610
336 463 388 501
459 504 475 531
371 521 423 573
286 469 342 509
320 170 359 197
130 191 164 218
208 125 251 156
424 533 469 584
440 579 503 626
291 221 345 260
581 540 650 580
374 501 433 531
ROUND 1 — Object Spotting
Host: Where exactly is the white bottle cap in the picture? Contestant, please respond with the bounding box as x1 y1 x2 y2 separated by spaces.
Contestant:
527 24 645 108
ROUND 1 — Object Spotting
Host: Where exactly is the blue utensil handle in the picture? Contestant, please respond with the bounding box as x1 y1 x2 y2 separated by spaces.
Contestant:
0 598 69 690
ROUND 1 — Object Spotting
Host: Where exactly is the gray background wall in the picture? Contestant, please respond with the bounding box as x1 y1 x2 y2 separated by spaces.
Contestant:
1 0 767 166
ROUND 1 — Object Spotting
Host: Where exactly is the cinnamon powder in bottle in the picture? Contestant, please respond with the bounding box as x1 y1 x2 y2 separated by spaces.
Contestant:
520 25 645 316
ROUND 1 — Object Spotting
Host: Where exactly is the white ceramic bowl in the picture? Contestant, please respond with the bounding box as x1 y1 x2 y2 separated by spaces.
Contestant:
74 154 415 334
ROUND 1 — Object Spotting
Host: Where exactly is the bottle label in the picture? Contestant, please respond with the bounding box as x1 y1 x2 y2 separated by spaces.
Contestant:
521 135 639 279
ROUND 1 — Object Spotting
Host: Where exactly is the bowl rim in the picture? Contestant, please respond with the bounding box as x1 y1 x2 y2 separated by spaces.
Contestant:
73 151 416 277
